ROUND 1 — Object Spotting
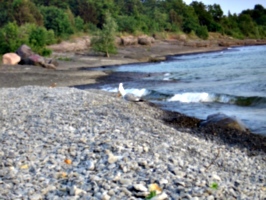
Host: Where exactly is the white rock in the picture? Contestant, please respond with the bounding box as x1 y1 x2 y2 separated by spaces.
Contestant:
106 150 118 164
150 192 168 200
70 185 86 196
101 192 111 200
134 184 148 192
212 174 222 182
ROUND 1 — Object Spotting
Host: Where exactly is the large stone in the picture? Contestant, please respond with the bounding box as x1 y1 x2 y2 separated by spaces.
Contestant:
48 36 91 52
177 34 187 41
2 53 21 65
121 36 138 46
16 44 34 59
138 36 155 45
200 113 247 132
15 44 57 69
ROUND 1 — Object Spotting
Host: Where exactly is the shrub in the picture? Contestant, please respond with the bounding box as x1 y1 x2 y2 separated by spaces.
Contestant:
40 6 74 38
91 13 117 57
0 22 23 54
75 16 84 32
0 22 54 56
196 25 209 39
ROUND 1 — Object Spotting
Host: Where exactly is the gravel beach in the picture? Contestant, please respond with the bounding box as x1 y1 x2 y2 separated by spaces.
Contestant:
0 86 265 199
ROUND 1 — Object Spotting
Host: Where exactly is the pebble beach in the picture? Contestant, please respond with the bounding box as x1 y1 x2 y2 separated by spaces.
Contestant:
0 86 265 199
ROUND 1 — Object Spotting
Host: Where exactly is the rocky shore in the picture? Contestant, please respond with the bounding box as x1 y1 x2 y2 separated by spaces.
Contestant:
0 37 265 199
1 36 266 88
0 86 265 199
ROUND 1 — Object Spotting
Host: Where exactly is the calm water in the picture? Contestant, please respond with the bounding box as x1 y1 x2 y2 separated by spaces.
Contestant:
79 45 266 135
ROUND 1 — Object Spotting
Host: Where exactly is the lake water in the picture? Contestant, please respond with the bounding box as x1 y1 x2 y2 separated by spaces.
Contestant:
78 45 266 136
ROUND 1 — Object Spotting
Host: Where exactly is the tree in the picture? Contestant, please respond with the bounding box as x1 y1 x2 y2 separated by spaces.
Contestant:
208 4 223 22
0 22 22 54
11 0 43 26
91 13 117 57
40 6 74 37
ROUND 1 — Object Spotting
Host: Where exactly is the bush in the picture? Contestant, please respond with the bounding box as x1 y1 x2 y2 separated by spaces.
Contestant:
0 22 54 56
28 25 55 55
116 16 139 33
91 13 117 57
40 6 74 37
196 25 209 39
0 22 23 54
75 16 84 32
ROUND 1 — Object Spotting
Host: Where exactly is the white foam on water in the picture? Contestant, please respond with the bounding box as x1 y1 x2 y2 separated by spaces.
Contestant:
125 88 150 97
167 92 240 104
168 92 211 103
102 86 150 97
102 87 118 93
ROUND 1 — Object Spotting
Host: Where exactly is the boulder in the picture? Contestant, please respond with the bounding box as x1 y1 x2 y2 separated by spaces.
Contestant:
200 113 247 132
196 41 210 47
16 44 34 60
138 36 155 45
218 40 237 47
15 44 57 69
177 34 187 41
184 41 197 47
121 36 138 46
115 37 122 45
48 36 91 52
2 53 21 65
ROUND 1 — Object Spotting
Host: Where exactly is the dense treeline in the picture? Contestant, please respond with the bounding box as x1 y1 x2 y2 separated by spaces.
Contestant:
0 0 266 55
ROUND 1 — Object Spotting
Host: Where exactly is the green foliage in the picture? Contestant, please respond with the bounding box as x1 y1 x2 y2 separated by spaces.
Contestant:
91 13 117 57
1 0 266 49
28 25 55 55
0 22 22 54
238 14 256 37
84 23 99 34
74 16 84 32
210 182 219 190
40 6 74 37
116 15 139 33
11 0 43 26
0 22 54 56
196 25 209 39
208 4 223 22
145 191 156 199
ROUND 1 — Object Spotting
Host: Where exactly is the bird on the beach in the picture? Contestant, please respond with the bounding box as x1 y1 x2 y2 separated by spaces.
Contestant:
118 83 143 102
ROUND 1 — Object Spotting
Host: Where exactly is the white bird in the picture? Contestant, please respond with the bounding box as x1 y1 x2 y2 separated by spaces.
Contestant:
118 83 143 102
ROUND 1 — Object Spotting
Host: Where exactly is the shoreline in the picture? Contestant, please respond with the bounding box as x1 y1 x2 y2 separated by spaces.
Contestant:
1 40 266 152
0 86 265 199
1 39 266 87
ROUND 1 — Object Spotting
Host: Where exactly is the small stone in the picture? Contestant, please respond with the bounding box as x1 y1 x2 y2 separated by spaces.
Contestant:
121 187 132 196
70 185 86 196
30 193 42 200
149 183 162 194
106 150 118 164
207 195 215 200
102 192 111 200
108 189 116 196
85 160 95 170
159 179 168 185
150 192 168 200
229 188 237 197
212 174 221 182
143 146 149 152
134 184 148 192
119 178 131 185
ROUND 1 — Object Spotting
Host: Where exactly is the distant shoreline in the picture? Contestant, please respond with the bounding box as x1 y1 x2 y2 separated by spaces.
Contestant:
1 38 266 88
